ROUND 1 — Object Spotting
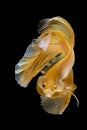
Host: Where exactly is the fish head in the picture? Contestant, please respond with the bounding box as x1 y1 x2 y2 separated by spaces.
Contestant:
36 76 64 99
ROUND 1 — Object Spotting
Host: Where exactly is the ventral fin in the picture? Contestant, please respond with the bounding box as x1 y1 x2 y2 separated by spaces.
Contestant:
40 92 71 115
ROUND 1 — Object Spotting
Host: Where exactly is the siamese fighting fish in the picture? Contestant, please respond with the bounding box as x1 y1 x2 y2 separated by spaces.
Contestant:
15 16 79 115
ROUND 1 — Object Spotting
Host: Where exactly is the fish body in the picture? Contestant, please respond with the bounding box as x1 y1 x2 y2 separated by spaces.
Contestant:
15 16 79 114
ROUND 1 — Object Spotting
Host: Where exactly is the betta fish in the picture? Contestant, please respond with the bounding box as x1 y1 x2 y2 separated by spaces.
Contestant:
15 16 79 114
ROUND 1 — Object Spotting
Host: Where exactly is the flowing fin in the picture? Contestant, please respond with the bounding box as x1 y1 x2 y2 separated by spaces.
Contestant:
15 65 36 87
15 41 41 87
40 92 71 115
38 18 50 34
24 41 41 57
38 17 66 34
38 34 50 51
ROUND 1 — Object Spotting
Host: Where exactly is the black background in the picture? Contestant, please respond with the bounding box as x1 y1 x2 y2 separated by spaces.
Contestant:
6 1 86 129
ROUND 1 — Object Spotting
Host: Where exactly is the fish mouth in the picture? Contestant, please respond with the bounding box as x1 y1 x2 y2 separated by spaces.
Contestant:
44 89 53 97
41 53 65 75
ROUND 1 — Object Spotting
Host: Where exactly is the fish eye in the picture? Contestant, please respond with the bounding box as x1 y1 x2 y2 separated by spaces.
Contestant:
42 83 46 88
54 85 57 89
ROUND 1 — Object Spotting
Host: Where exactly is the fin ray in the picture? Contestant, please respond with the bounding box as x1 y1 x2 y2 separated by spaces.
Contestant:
40 93 71 115
15 41 41 87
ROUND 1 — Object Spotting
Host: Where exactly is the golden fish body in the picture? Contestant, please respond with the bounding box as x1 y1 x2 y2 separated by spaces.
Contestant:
15 16 79 114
